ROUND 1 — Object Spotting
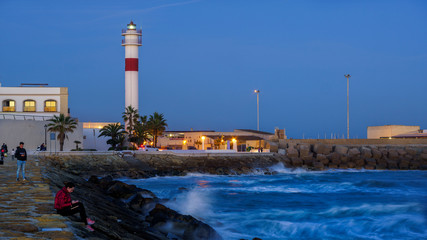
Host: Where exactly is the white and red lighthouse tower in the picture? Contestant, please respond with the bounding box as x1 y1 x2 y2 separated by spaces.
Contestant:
122 21 142 111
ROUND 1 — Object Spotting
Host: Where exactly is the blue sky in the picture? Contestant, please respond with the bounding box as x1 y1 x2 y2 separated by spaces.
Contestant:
1 0 426 138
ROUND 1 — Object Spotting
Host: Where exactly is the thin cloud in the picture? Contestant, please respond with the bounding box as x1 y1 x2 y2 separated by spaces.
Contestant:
91 0 201 22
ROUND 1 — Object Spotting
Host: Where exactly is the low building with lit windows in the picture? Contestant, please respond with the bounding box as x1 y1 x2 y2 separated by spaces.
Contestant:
0 83 69 120
0 83 81 151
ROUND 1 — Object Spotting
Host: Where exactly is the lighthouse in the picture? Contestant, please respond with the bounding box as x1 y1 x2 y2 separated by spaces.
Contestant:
122 21 142 111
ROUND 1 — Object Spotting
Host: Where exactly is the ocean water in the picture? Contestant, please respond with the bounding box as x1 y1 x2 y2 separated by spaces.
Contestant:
120 164 427 240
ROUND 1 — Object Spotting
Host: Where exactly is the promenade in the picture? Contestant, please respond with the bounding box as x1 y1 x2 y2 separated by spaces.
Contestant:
0 156 75 239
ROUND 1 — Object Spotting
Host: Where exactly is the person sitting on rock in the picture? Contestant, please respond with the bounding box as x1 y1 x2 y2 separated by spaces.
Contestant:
54 182 95 231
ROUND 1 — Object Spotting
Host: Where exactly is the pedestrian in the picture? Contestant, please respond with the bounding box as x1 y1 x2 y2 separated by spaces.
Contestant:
15 142 27 181
54 182 95 231
11 148 15 160
1 143 8 154
40 143 47 151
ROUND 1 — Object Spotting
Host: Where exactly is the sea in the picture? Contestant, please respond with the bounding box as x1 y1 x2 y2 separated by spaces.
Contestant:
120 163 427 240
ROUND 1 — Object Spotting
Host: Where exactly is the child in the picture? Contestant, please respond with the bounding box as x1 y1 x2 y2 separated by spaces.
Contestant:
11 148 15 160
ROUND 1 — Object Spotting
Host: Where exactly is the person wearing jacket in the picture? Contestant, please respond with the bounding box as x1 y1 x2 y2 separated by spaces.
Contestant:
54 182 95 231
14 142 27 181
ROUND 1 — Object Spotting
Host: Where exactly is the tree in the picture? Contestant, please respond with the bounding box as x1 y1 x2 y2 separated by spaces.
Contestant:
133 116 151 146
74 140 81 150
47 114 78 151
98 123 126 150
194 140 202 150
122 106 139 136
214 135 224 149
148 112 168 147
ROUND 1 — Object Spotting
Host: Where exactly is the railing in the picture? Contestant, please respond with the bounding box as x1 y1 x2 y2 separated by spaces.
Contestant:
2 106 15 112
24 107 36 112
122 29 142 34
0 113 54 121
121 38 142 45
44 107 57 112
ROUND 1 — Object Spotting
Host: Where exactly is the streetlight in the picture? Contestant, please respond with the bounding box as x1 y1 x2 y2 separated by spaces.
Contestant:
44 124 48 146
254 89 261 151
254 90 260 131
201 136 205 150
344 74 351 139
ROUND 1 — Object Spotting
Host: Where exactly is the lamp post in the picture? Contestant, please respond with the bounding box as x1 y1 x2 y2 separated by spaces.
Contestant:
344 74 351 139
254 89 261 151
254 90 260 131
44 124 47 146
201 136 205 150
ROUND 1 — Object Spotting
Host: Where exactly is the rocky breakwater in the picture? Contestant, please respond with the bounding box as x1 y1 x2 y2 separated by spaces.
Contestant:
281 143 427 170
42 156 223 239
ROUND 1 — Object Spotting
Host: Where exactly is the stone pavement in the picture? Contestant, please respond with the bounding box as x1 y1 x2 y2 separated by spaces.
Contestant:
0 155 75 239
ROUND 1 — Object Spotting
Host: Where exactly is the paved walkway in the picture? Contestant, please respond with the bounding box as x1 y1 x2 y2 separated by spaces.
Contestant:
0 155 75 239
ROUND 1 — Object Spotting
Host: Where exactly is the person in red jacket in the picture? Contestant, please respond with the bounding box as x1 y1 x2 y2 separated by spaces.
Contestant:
54 182 95 231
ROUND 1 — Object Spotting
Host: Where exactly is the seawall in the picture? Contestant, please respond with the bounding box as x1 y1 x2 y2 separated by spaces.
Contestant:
274 140 427 170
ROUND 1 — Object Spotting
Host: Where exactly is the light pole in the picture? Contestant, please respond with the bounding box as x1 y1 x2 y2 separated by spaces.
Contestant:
201 136 205 150
254 90 260 131
44 124 47 146
344 74 351 139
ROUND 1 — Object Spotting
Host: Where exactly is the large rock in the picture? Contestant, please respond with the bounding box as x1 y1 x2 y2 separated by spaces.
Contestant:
107 182 138 199
371 149 382 159
327 152 341 165
291 157 303 167
334 145 348 155
388 150 399 160
146 204 222 240
405 147 418 155
286 148 299 158
348 148 360 157
360 147 372 158
298 144 311 157
313 144 332 155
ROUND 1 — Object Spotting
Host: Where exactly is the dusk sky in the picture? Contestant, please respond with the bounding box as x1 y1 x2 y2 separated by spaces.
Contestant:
1 0 426 138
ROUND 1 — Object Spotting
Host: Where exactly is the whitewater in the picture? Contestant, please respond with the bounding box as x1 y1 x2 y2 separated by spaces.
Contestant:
120 164 427 240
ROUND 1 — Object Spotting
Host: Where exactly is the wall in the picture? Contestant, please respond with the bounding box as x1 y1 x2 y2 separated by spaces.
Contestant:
367 125 420 139
0 119 83 152
83 128 111 151
279 138 427 147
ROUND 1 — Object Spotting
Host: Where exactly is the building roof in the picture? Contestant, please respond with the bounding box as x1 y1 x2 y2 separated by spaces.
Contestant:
235 129 274 135
164 130 215 133
205 135 265 141
391 130 427 138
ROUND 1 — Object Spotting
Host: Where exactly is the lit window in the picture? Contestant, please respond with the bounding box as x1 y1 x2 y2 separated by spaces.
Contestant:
44 100 57 112
2 100 15 112
24 100 36 112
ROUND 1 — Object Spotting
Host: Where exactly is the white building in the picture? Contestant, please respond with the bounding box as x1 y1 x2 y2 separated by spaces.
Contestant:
0 83 69 120
83 122 119 151
0 83 82 152
367 125 420 139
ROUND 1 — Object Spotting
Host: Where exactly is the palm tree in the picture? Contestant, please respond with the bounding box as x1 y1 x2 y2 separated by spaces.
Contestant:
98 123 126 150
133 116 151 147
122 106 139 135
47 114 78 151
148 112 168 147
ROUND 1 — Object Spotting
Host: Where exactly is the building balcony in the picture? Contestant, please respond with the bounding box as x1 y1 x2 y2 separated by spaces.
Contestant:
24 106 36 112
2 106 15 112
121 38 142 46
44 107 57 112
121 29 142 35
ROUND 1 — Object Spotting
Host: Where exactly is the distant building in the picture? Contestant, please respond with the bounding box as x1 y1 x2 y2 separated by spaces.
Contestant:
83 122 118 151
0 83 81 151
0 83 69 120
367 125 421 139
157 129 286 151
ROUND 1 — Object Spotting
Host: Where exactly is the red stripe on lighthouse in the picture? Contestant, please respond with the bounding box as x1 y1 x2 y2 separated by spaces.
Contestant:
125 58 138 71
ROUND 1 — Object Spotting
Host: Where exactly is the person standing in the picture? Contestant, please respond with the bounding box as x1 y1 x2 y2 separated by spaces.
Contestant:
15 142 27 181
54 182 95 231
